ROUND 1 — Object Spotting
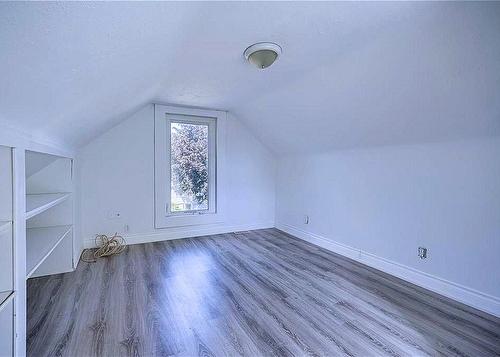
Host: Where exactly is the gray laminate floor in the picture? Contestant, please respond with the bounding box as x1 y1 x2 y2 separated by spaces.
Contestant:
27 228 500 357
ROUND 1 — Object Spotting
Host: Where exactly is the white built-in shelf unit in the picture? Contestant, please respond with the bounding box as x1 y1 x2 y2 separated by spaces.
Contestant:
25 150 74 279
1 141 76 356
26 193 70 220
26 225 72 278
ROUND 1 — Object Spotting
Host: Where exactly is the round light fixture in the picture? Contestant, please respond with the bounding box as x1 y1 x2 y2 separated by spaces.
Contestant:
244 42 282 69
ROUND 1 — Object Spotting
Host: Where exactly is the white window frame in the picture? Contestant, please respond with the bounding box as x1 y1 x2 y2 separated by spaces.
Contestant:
154 104 226 228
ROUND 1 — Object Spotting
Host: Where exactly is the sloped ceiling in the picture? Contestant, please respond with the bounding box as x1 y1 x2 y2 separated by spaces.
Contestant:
1 2 499 154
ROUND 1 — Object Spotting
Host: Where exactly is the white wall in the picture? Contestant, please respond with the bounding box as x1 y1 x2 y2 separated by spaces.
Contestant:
276 137 500 314
77 104 275 247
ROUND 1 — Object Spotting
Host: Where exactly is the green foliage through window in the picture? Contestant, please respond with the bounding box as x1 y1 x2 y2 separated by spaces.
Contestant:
170 122 209 211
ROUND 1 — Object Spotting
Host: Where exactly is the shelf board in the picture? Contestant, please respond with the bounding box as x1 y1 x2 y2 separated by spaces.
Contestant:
0 220 11 234
0 291 14 313
26 193 70 220
26 225 72 278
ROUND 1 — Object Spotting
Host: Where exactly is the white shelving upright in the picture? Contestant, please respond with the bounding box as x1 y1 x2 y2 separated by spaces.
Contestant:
0 145 14 356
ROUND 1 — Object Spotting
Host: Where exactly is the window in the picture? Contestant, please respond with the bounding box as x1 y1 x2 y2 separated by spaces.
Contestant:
154 105 226 228
168 116 215 214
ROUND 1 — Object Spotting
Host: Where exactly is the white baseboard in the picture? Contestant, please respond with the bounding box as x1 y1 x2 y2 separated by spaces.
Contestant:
83 221 274 249
276 222 500 318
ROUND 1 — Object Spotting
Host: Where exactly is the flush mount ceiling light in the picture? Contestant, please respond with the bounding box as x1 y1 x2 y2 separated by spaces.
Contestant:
244 42 282 69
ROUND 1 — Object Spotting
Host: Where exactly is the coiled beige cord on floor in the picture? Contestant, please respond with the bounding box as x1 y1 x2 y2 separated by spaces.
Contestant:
81 233 127 263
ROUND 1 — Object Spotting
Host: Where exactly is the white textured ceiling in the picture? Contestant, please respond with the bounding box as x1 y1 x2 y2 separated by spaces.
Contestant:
1 2 499 154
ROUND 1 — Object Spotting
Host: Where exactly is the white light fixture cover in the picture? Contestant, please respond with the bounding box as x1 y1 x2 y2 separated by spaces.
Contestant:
244 42 282 69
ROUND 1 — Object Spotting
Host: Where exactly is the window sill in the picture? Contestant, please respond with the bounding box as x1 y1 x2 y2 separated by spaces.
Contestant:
155 211 224 229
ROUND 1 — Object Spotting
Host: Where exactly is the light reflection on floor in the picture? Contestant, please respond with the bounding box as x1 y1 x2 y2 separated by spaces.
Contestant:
166 250 219 329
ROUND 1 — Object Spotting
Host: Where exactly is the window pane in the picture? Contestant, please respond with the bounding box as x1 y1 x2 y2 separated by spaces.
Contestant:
170 122 209 212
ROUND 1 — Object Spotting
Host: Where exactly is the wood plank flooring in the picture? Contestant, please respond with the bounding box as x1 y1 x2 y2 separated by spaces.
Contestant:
27 228 500 357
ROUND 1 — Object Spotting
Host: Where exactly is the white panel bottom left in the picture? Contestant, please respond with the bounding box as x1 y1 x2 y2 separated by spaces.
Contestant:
0 297 14 357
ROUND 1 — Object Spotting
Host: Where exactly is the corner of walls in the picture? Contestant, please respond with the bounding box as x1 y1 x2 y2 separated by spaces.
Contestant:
226 112 278 226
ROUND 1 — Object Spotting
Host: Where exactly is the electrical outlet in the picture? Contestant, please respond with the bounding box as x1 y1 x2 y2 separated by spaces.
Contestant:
304 215 309 224
418 247 428 259
123 224 129 233
107 210 122 220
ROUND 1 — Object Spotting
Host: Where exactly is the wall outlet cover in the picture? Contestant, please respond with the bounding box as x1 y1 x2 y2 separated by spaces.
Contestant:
418 247 428 259
107 210 122 220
